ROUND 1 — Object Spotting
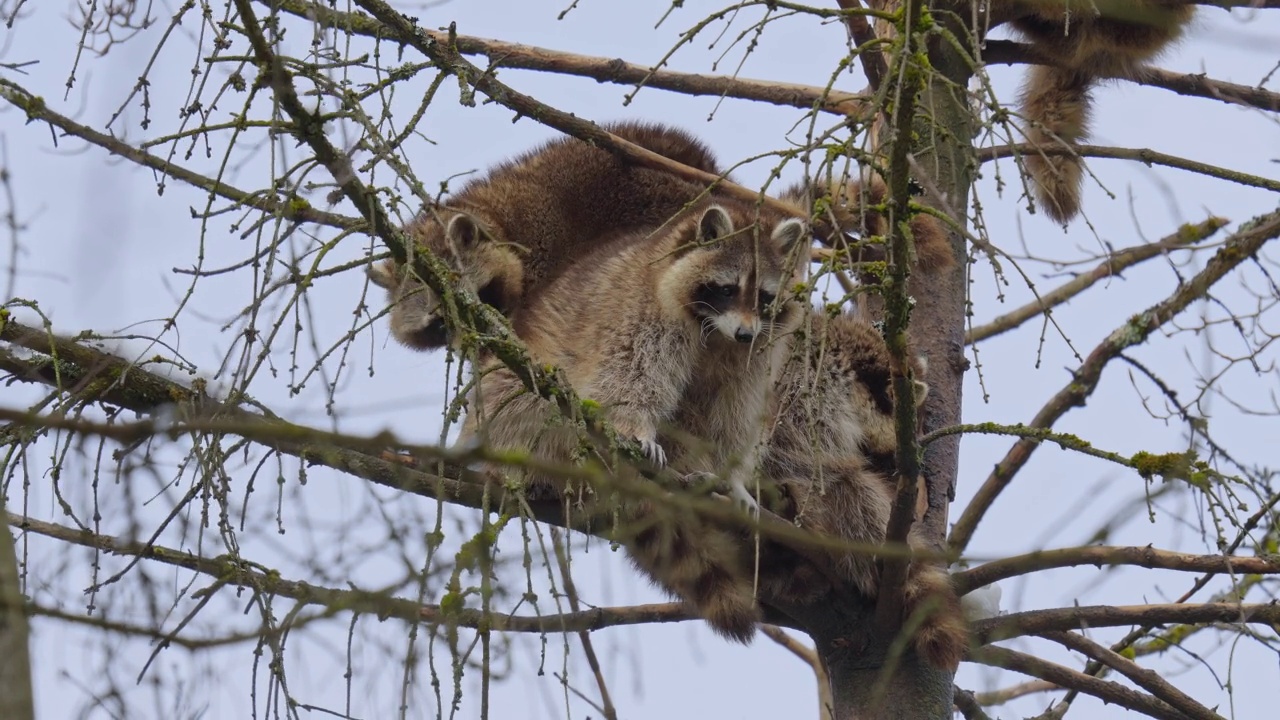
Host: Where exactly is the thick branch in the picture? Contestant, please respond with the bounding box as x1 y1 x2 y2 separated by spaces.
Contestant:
954 545 1280 596
965 217 1228 344
949 209 1280 553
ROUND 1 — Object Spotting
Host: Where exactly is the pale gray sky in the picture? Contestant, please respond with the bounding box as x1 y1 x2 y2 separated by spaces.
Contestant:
3 2 1279 719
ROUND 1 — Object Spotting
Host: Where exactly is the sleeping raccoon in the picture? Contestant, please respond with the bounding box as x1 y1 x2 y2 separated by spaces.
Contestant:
367 121 730 351
758 310 967 670
460 199 809 642
1001 0 1196 222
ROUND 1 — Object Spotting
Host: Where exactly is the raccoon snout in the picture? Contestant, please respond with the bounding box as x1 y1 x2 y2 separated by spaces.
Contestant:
734 328 756 343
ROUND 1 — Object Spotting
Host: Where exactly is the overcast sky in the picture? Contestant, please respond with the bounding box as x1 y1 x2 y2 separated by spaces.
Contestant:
3 1 1279 719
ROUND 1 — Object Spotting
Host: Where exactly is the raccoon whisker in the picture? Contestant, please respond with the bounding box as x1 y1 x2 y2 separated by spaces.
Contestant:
698 317 716 347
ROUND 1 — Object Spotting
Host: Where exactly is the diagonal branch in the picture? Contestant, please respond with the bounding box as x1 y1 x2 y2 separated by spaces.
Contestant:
0 78 360 232
949 208 1280 553
970 645 1183 720
1041 630 1223 720
965 217 1228 344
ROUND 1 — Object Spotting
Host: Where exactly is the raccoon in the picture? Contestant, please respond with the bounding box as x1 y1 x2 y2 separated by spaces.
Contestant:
367 121 731 351
461 199 809 642
781 171 954 275
757 310 968 670
1003 0 1196 223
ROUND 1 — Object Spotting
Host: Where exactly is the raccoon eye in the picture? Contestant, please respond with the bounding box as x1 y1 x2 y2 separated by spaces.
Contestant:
707 284 735 298
758 291 776 307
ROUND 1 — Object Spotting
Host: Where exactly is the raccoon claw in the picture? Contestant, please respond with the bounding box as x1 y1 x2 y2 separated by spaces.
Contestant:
729 481 760 517
637 438 667 467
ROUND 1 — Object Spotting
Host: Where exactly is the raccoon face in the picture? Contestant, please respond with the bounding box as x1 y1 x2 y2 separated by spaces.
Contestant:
677 205 809 344
367 213 520 351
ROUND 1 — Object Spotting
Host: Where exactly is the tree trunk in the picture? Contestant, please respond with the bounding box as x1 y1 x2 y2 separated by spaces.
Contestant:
0 498 36 720
817 4 977 717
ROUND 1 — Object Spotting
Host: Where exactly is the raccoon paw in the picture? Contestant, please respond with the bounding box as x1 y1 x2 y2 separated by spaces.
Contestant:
728 480 760 518
637 438 667 467
679 471 719 490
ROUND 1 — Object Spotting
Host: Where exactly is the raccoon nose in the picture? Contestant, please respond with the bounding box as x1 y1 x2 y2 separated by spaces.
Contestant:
734 328 755 343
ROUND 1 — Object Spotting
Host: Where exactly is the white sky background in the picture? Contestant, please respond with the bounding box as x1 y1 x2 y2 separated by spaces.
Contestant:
1 1 1279 719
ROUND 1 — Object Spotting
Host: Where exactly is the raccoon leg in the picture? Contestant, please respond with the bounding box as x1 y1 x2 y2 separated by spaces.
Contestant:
899 531 968 671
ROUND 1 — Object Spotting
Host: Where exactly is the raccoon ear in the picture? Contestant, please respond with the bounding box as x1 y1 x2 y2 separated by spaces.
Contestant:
771 217 809 255
367 259 397 290
697 205 734 244
912 378 930 407
446 214 484 251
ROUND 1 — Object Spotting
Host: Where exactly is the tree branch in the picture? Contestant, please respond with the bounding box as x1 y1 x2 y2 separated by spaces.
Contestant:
0 78 360 232
1041 630 1223 720
7 514 695 635
982 40 1280 114
970 645 1183 720
953 545 1280 596
949 208 1280 553
266 0 870 117
965 217 1228 344
973 603 1280 644
980 143 1280 194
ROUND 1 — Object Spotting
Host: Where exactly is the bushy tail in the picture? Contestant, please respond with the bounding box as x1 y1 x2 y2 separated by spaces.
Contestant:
901 555 969 671
622 505 760 643
1020 64 1095 224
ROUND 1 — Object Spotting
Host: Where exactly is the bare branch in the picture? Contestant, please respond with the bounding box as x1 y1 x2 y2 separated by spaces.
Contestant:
1041 631 1224 720
7 514 695 635
0 78 360 232
266 0 870 117
971 645 1183 720
974 603 1280 644
982 40 1280 115
954 545 1280 596
980 144 1280 195
965 217 1228 344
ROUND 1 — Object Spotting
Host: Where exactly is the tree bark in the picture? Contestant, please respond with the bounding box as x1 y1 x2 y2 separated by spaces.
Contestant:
817 2 976 717
0 494 35 720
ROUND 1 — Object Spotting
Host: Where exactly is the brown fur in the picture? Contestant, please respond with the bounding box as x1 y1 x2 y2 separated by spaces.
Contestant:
1004 1 1196 222
758 310 968 670
781 173 954 275
462 200 809 643
367 121 730 351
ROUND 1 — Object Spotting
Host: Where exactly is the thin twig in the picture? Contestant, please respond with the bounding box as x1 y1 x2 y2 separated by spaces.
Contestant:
949 209 1280 553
